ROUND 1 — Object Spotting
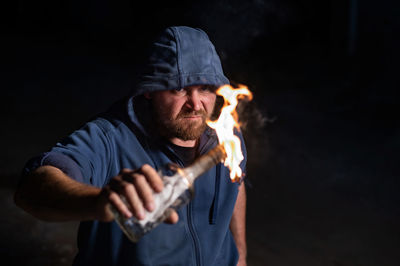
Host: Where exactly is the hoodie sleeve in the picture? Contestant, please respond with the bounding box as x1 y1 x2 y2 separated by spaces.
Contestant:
22 119 113 187
22 151 85 183
49 119 113 187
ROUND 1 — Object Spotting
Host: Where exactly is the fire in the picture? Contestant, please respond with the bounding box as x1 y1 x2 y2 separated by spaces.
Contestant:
207 84 253 182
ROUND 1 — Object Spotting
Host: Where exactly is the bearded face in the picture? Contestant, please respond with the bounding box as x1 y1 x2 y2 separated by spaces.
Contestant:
148 85 217 142
153 106 209 141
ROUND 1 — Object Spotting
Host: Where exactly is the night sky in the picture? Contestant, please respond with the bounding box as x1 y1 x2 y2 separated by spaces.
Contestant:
1 0 399 265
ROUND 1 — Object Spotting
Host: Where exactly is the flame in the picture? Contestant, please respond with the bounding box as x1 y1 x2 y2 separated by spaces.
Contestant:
207 84 253 182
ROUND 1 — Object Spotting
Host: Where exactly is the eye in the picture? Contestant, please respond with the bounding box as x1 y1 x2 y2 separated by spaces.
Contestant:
200 85 216 93
174 88 187 95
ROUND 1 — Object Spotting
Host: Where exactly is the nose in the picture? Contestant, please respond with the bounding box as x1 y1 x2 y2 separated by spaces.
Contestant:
185 89 201 111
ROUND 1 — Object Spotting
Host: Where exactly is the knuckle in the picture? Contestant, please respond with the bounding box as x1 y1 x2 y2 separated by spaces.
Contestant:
109 177 118 183
110 176 123 186
122 183 134 194
132 173 145 183
120 168 132 174
138 165 147 173
140 164 152 173
107 191 118 202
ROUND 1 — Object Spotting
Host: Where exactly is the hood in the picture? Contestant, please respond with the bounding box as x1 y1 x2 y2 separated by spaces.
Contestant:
132 26 229 96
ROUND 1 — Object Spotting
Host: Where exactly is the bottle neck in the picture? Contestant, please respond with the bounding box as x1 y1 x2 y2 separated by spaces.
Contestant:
180 144 226 184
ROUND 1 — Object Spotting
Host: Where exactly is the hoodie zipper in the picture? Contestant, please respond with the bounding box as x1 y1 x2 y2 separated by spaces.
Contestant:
161 135 217 266
168 153 202 266
187 202 202 266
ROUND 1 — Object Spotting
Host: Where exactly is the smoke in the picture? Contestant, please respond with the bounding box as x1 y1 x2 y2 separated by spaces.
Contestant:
183 0 298 55
237 99 274 134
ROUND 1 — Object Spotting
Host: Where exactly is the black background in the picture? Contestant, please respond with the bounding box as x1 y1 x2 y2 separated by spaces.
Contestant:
1 0 399 265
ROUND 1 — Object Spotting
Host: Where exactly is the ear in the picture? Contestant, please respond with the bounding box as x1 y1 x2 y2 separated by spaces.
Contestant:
144 92 151 99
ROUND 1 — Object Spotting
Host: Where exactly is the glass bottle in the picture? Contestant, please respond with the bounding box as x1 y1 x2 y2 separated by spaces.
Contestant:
112 144 226 242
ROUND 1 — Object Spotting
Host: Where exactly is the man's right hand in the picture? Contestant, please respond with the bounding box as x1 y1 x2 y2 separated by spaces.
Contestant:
95 164 179 224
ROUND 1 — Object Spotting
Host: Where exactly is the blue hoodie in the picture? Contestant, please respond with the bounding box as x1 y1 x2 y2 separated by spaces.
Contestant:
23 26 246 266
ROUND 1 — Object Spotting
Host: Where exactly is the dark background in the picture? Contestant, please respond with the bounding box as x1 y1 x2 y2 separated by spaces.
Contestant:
1 0 399 265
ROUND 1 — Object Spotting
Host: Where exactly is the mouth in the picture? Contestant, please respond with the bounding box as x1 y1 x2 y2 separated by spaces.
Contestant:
183 115 202 119
178 110 207 121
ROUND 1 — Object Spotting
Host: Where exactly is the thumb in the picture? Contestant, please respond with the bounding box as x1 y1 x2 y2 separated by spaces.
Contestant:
164 210 179 224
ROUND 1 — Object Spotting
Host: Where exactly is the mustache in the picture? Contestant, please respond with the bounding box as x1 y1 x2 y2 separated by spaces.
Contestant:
176 109 207 119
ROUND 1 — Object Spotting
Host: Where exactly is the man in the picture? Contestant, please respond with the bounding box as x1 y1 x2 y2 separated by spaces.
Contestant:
14 26 247 266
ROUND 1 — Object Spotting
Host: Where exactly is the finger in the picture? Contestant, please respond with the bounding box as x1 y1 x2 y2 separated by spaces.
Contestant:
139 164 164 192
107 190 132 219
109 177 145 220
96 187 116 222
164 210 179 224
130 173 155 212
120 181 146 220
120 168 133 175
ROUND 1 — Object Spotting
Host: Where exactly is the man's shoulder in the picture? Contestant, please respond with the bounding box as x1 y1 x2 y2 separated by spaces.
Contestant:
90 117 122 132
82 116 137 145
85 96 132 133
85 98 133 137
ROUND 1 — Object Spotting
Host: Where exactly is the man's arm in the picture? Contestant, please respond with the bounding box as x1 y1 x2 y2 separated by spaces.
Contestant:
14 165 178 223
230 182 247 266
14 165 105 221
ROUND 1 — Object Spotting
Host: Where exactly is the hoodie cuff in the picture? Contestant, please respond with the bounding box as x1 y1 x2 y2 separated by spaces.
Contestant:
23 151 84 183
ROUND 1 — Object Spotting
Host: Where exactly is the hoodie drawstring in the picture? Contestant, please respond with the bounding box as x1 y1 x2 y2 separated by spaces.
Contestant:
209 163 221 224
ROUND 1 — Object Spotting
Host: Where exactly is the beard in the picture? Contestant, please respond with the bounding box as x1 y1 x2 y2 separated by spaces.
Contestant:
153 107 209 141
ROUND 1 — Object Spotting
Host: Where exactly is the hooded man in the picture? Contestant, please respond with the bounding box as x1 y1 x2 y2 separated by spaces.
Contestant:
14 26 247 266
